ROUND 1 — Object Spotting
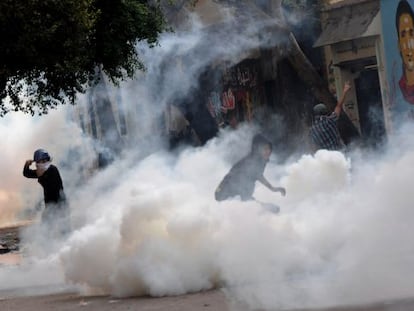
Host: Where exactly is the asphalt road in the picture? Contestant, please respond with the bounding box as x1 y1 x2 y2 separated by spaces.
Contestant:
0 290 231 311
1 290 414 311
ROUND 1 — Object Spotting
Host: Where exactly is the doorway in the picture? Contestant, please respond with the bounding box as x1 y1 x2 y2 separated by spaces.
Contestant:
354 68 386 148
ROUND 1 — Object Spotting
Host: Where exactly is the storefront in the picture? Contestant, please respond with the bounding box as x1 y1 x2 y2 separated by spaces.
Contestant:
314 0 387 147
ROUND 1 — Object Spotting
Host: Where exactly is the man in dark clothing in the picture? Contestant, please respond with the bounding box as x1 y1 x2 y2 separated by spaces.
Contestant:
310 81 351 151
215 134 286 202
23 149 69 233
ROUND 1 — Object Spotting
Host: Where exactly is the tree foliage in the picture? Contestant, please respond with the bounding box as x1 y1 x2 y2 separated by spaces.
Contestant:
0 0 166 116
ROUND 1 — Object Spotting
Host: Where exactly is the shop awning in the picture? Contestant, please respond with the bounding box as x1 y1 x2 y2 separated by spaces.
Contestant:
313 0 380 47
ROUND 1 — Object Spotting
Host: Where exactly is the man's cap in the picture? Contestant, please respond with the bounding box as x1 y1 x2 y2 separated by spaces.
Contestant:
313 103 328 116
33 149 50 162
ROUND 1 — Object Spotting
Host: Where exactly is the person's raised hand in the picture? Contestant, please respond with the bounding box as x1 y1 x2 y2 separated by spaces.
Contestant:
344 81 351 93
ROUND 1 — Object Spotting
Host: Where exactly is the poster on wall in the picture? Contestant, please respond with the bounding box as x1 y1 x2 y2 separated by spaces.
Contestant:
382 0 414 124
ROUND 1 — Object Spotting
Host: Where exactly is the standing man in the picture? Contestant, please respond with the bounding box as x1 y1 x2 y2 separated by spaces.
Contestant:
23 149 69 234
310 81 351 151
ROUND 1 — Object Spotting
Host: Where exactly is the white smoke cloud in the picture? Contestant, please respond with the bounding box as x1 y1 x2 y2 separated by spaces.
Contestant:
3 112 414 309
0 110 95 226
50 125 414 310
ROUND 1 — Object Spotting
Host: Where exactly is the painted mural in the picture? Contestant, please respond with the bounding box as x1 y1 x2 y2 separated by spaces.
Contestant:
206 59 264 128
381 0 414 124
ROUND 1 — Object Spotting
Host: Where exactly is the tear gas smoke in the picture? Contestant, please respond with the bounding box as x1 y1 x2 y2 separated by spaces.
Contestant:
1 6 414 311
0 111 95 227
59 128 414 310
4 118 414 308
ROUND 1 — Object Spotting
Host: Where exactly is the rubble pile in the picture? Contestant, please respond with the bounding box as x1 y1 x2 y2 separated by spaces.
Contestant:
0 225 20 254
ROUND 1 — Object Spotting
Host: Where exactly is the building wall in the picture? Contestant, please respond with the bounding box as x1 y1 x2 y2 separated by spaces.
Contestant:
75 0 324 156
330 37 380 133
315 0 391 147
317 0 414 143
205 58 266 128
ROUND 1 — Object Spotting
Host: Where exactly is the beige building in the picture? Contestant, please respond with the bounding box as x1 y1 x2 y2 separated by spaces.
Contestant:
314 0 388 147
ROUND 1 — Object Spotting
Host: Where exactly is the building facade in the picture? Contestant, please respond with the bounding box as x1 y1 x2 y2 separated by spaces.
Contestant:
315 0 414 147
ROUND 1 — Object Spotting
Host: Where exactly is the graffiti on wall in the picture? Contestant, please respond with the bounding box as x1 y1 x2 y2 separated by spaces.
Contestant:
206 59 264 127
222 64 259 88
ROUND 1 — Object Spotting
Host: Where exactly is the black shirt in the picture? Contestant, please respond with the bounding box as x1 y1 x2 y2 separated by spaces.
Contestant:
215 154 267 201
23 164 65 204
